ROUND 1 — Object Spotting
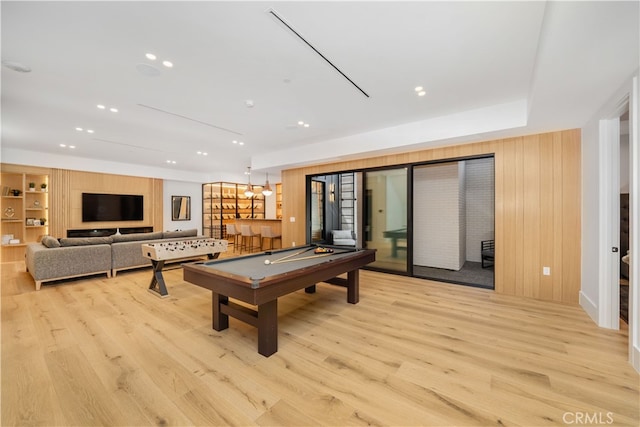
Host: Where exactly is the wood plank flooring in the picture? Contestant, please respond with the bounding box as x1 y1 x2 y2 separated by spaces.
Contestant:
2 260 638 426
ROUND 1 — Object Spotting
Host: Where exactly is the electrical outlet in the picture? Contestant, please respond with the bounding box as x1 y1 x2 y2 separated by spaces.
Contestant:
543 266 551 276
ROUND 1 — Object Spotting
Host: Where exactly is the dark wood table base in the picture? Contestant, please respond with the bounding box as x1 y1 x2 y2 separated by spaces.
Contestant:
212 270 359 357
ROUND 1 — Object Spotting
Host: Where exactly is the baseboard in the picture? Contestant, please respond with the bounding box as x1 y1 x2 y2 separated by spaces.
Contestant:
580 290 599 325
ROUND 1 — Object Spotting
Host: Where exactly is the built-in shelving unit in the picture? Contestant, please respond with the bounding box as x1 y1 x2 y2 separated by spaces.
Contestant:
1 171 49 262
276 183 282 220
202 182 265 239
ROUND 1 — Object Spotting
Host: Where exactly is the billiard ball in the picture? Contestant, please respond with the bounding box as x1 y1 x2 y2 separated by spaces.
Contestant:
264 260 271 265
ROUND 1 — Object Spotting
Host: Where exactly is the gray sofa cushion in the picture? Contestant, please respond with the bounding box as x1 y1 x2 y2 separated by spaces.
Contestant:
332 230 353 240
112 231 163 242
59 236 113 247
332 229 356 246
41 235 61 248
163 229 197 239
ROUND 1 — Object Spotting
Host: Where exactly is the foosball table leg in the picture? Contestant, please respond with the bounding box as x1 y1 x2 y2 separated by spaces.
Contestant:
148 259 169 298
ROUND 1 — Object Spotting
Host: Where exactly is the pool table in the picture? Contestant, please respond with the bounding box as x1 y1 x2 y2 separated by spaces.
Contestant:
182 245 376 356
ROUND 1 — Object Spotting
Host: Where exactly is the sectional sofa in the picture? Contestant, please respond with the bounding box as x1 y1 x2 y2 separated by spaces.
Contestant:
25 229 200 290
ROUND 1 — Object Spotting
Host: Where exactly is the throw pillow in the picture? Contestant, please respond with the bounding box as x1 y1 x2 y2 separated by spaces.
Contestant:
41 235 61 248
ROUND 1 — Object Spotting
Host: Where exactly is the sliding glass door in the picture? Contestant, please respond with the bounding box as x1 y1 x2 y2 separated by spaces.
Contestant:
412 157 494 289
364 168 408 273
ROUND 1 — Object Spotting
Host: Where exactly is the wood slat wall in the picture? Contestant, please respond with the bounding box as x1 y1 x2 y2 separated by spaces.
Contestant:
1 164 164 239
65 170 163 232
281 129 581 304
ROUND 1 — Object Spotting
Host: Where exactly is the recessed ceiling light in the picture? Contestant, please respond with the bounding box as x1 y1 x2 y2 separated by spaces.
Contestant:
239 142 244 146
166 160 176 164
232 140 238 144
418 91 426 96
146 53 156 60
415 86 423 92
69 145 76 149
60 144 66 147
298 121 304 125
109 107 118 113
162 60 173 68
97 104 105 109
87 129 94 134
75 127 83 131
303 123 310 128
197 151 208 156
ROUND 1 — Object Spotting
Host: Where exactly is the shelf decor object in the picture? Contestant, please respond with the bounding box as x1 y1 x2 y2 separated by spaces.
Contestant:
4 207 15 218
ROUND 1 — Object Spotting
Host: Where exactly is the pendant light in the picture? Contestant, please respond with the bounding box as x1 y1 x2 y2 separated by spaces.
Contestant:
262 173 273 196
244 167 254 198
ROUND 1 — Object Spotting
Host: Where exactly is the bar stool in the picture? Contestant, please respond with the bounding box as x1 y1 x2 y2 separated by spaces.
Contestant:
240 224 261 253
226 223 241 252
260 226 281 250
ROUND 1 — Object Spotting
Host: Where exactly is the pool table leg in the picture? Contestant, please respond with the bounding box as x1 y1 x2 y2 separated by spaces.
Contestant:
304 284 316 294
212 292 229 331
258 299 278 357
347 269 359 304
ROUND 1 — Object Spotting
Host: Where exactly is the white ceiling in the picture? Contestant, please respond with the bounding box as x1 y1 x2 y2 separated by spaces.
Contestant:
1 1 638 181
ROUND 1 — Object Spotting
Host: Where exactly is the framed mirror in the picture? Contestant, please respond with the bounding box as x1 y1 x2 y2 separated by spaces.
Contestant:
171 195 191 221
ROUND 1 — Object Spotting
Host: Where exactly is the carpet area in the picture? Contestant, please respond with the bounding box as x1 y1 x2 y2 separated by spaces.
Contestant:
413 261 494 289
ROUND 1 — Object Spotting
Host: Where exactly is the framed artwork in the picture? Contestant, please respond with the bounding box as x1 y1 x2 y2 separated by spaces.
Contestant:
171 196 191 221
26 217 35 226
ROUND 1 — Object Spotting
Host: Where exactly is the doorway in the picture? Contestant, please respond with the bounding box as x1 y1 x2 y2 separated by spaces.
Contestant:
620 108 630 324
308 173 359 247
412 157 495 289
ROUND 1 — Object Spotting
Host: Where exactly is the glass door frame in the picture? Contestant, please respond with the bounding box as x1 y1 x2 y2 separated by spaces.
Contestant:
362 165 413 276
303 153 495 283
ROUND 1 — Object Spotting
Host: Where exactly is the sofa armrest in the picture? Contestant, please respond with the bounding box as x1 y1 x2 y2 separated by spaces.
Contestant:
26 243 112 290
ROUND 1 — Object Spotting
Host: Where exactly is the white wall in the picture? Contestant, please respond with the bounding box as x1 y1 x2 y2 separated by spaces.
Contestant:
621 133 630 193
465 158 495 262
163 180 202 234
386 173 407 230
413 163 465 270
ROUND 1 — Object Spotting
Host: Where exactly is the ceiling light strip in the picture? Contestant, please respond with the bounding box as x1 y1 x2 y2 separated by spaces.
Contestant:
137 104 243 136
267 9 370 98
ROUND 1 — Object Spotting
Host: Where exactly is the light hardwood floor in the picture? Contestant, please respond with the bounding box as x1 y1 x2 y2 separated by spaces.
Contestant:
2 260 638 426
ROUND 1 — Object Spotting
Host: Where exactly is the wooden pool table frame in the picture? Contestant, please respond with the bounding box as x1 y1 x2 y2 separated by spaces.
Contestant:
182 247 376 356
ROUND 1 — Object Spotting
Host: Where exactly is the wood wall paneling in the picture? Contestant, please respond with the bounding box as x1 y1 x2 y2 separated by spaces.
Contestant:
67 170 159 231
1 165 164 244
280 129 582 304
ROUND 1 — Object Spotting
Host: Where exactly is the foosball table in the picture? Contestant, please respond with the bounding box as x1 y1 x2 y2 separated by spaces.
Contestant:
141 238 228 297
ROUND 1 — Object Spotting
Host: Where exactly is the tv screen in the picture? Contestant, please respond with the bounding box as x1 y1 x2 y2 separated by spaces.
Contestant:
82 193 144 222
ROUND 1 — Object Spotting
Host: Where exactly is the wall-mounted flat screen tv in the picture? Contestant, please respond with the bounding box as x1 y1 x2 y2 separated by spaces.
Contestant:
82 193 144 222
